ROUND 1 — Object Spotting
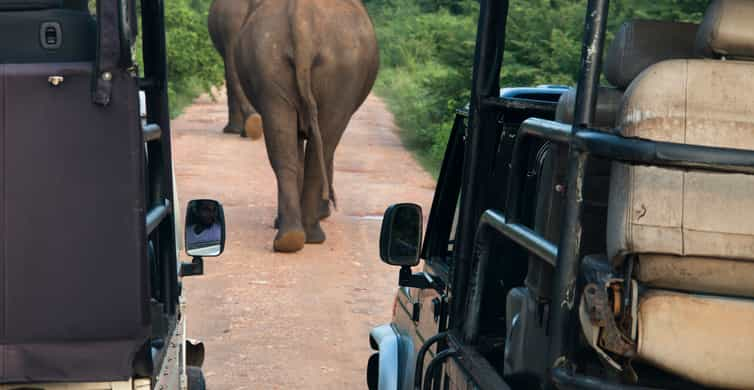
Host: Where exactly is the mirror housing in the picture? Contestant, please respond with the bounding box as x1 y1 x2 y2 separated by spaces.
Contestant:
379 203 422 267
185 199 226 258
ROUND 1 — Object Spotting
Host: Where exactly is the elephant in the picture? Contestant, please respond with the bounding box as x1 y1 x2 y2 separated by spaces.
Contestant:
208 0 263 138
233 0 379 252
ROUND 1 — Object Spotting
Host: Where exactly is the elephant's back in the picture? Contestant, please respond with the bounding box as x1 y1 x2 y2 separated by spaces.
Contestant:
208 0 250 54
236 0 379 114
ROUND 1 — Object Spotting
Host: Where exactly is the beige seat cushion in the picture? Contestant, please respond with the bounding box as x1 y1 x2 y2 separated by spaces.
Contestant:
636 255 754 297
608 59 754 265
637 290 754 389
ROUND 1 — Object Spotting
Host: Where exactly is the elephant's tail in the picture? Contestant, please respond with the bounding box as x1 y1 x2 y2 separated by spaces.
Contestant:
290 1 329 203
228 35 263 140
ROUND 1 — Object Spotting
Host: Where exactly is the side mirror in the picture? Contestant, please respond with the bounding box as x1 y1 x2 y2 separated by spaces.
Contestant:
379 203 423 267
185 199 226 258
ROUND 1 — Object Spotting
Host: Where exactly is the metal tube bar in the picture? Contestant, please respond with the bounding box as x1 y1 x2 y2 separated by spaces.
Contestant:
138 77 157 90
446 334 512 390
520 118 573 144
517 118 754 174
414 332 449 390
482 96 558 113
505 118 572 221
549 150 588 369
549 0 610 373
143 123 162 142
574 129 754 174
141 0 179 315
146 202 170 235
480 210 558 266
572 0 610 128
422 349 458 390
463 210 557 344
551 367 660 390
452 0 510 332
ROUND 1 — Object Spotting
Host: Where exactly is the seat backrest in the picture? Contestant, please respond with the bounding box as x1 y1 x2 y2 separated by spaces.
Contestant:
605 20 699 90
555 20 699 129
607 0 754 263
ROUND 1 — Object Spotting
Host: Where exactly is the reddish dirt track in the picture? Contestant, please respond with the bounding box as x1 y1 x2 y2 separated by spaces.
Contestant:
173 89 436 389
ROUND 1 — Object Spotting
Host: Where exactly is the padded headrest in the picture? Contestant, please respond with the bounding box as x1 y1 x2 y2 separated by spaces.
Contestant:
696 0 754 59
605 20 699 89
555 87 623 130
0 0 62 10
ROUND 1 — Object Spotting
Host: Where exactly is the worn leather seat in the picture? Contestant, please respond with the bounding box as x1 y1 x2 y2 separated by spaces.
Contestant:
606 0 754 387
607 0 754 294
545 20 699 260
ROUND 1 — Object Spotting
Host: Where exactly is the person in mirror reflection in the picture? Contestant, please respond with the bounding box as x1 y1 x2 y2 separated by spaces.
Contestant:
391 207 420 259
188 201 221 249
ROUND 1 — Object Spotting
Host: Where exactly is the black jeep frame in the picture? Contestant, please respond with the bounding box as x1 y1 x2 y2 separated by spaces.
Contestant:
412 0 754 389
0 0 191 384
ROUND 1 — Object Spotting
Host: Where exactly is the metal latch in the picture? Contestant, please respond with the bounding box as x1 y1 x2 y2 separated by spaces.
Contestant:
40 22 62 50
48 76 64 87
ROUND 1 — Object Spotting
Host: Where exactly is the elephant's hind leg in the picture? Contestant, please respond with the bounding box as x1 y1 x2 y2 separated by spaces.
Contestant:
223 60 245 135
263 104 306 253
301 140 327 244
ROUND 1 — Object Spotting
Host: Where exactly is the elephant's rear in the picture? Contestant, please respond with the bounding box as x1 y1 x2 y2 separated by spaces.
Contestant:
297 0 379 116
290 0 379 200
233 0 380 252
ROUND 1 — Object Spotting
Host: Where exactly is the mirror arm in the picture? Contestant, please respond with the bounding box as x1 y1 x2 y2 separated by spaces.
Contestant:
180 257 204 277
398 266 445 293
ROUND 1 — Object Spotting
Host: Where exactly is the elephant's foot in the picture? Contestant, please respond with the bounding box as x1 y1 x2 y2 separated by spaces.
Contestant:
277 204 329 228
244 113 264 140
273 228 306 253
223 123 244 135
305 223 326 244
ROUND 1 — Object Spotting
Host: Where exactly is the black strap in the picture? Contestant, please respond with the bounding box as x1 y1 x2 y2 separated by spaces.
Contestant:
93 0 122 106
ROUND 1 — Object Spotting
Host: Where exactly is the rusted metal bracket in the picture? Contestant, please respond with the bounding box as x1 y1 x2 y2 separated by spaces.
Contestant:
583 283 636 358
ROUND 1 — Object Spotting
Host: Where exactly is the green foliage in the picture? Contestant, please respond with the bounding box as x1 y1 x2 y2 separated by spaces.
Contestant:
163 0 224 117
128 0 223 117
366 0 707 174
366 0 478 173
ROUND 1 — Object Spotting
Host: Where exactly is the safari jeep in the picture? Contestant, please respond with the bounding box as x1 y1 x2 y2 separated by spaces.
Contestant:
369 0 754 389
0 0 226 389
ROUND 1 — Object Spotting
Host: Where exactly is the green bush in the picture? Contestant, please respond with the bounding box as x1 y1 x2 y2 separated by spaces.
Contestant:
164 0 224 117
366 0 706 175
130 0 224 117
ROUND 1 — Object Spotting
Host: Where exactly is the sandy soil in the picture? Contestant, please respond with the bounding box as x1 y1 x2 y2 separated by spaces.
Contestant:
172 89 436 389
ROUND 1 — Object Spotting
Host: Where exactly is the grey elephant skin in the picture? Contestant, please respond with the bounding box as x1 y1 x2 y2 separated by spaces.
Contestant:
233 0 379 252
208 0 263 138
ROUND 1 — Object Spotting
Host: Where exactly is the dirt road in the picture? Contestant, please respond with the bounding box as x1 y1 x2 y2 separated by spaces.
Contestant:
173 89 436 389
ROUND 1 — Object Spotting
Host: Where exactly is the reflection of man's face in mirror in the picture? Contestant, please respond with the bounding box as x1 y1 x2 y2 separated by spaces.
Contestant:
195 201 218 234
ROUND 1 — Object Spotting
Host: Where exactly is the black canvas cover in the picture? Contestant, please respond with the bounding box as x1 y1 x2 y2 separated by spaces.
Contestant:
0 0 62 10
0 62 149 382
0 9 96 64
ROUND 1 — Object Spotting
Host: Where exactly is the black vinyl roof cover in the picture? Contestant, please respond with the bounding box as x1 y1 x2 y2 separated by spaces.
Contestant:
0 0 63 10
0 1 152 382
0 62 150 384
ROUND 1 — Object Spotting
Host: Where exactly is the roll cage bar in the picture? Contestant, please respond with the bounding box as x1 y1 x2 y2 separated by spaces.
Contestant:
427 0 754 388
